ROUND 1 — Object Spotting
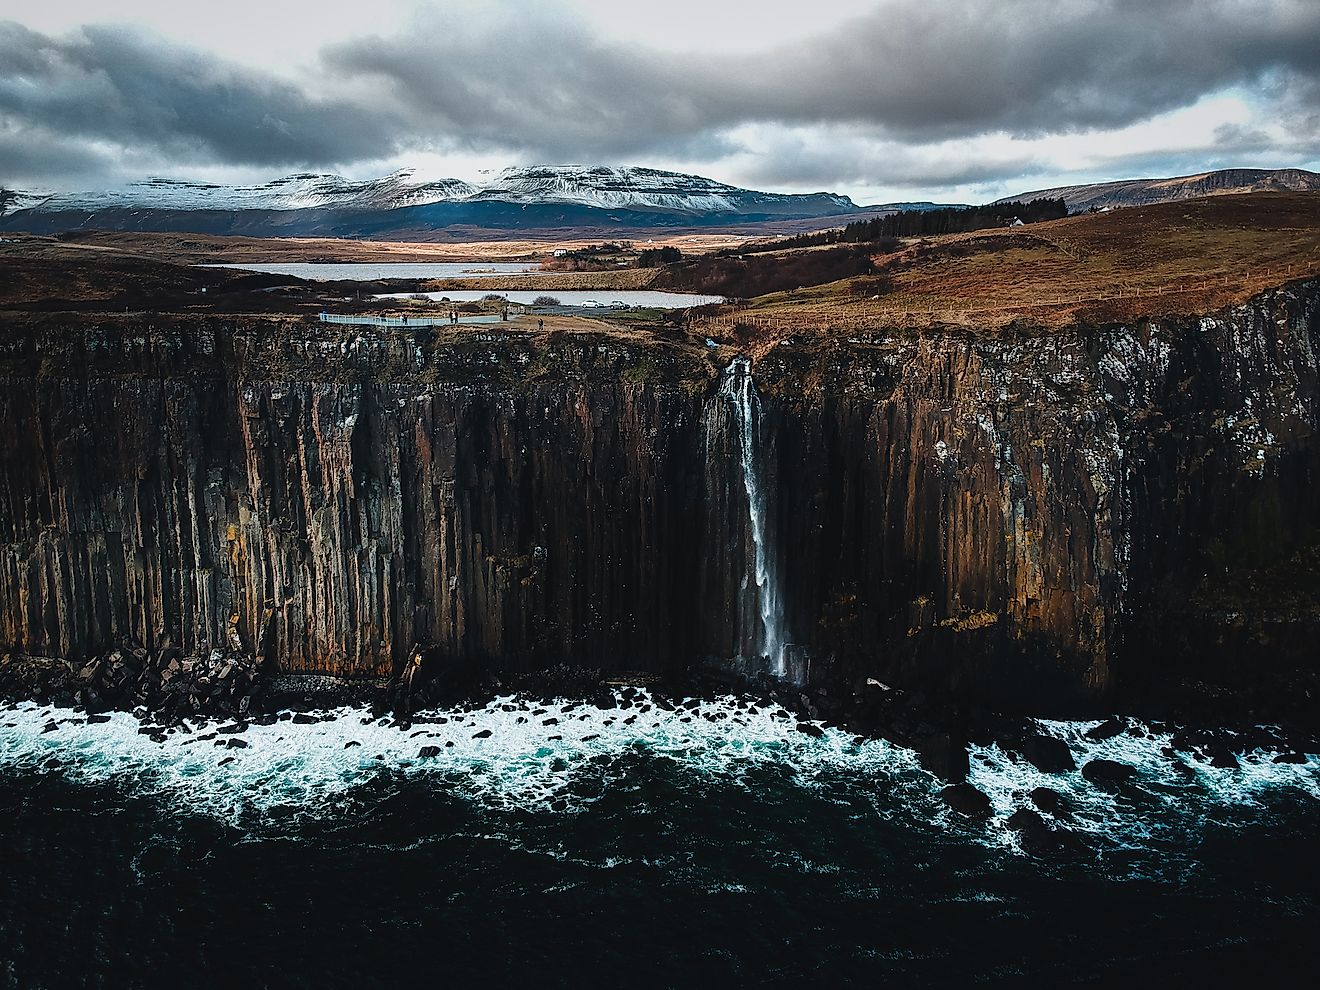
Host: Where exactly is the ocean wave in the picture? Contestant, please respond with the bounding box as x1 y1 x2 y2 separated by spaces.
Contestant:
2 695 1315 865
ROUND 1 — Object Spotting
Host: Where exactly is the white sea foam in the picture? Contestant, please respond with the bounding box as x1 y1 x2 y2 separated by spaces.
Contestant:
0 693 917 826
2 697 1315 858
967 718 1320 860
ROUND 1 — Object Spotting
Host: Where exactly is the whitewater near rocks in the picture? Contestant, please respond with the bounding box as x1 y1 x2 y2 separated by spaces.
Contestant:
2 690 1316 869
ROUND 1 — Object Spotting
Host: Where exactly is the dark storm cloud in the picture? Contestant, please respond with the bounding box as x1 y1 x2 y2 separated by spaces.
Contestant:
730 131 1039 193
0 21 403 173
326 0 1320 153
3 0 1320 190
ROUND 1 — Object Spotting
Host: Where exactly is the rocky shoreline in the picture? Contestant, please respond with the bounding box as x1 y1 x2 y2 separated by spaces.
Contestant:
6 648 1314 855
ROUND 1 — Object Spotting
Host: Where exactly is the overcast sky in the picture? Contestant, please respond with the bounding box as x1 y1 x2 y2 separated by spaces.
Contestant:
3 0 1319 204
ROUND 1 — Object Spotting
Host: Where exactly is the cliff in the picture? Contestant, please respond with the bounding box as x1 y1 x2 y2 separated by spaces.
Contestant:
2 283 1317 714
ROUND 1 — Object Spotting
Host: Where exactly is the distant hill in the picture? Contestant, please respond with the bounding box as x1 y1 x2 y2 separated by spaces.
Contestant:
997 168 1320 211
0 165 861 238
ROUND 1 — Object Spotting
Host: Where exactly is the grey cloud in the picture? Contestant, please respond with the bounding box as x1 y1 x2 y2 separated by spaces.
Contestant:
327 0 1320 153
0 21 404 180
3 1 1320 193
0 123 118 188
733 132 1038 194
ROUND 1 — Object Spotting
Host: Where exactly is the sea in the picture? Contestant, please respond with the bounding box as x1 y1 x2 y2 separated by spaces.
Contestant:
1 690 1316 987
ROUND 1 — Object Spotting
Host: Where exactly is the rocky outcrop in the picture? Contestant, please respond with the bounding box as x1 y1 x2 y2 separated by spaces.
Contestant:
1 280 1317 715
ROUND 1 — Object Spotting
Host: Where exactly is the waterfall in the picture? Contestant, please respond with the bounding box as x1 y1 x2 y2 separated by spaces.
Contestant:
718 356 787 677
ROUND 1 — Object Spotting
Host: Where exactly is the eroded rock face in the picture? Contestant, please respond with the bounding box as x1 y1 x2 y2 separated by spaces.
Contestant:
0 281 1317 713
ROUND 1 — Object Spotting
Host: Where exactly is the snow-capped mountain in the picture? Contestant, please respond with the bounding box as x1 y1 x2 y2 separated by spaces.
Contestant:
14 170 478 214
1 165 860 236
465 165 856 214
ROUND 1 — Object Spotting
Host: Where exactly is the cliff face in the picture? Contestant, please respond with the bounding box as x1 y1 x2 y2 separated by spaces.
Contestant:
1 283 1317 711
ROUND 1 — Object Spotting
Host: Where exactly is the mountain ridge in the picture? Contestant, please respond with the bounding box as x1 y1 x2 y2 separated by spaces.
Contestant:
0 165 859 237
998 167 1320 211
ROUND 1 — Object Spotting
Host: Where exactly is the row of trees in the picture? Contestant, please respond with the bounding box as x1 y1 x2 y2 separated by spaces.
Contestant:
636 246 684 267
719 198 1069 255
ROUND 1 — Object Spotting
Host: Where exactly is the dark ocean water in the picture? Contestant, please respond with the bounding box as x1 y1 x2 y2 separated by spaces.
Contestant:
2 693 1317 987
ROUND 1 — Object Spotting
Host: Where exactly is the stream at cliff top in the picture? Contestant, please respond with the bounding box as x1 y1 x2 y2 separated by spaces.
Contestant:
2 692 1317 986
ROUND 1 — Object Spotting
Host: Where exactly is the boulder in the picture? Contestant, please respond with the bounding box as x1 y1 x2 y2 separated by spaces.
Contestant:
1081 758 1136 788
1007 807 1084 854
914 733 971 784
1029 786 1070 818
941 783 992 818
1084 718 1126 741
1272 752 1308 764
418 745 441 758
1021 734 1076 773
1007 808 1056 852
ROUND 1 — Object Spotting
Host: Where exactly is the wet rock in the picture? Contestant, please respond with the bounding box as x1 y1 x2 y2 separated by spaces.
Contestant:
292 714 319 725
1021 734 1076 773
216 723 246 735
472 729 492 739
914 733 970 784
581 734 600 742
941 783 992 818
1084 718 1126 742
1208 751 1241 769
217 757 235 767
344 741 361 749
226 738 248 749
1081 758 1136 788
1273 752 1308 764
1029 786 1070 819
795 722 825 738
1007 808 1057 852
418 746 441 758
86 714 112 724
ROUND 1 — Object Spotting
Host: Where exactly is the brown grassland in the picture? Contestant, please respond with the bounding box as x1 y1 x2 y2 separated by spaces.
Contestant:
0 230 761 265
691 192 1320 339
1 192 1317 345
